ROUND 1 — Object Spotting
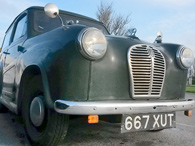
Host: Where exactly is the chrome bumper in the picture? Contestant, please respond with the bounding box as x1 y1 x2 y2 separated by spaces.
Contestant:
54 99 195 115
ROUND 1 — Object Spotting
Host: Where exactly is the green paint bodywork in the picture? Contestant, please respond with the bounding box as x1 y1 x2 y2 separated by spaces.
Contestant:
0 7 188 114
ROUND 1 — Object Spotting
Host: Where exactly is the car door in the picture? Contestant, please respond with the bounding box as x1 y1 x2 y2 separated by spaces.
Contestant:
2 14 27 100
0 25 14 96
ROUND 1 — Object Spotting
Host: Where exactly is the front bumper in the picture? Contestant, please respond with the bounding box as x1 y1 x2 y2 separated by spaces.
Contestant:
54 99 195 115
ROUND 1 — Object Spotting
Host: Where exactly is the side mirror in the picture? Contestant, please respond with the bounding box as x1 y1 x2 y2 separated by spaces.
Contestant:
44 3 59 18
154 31 162 43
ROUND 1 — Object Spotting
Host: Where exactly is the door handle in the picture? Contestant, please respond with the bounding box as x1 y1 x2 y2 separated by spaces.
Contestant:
3 51 10 55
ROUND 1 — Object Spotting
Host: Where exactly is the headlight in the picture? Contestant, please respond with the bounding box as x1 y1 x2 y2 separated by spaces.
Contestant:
176 47 194 69
78 28 107 60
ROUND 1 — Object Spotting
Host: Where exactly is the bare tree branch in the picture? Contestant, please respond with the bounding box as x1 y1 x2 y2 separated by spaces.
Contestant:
96 2 131 36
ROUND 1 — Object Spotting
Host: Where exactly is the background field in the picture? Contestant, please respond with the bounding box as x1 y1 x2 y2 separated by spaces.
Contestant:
186 86 195 93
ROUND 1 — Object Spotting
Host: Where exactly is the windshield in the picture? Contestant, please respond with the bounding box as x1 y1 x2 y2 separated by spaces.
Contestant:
33 11 109 35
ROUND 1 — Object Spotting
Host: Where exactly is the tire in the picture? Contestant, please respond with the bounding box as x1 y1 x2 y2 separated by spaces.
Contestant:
22 76 69 146
0 103 8 113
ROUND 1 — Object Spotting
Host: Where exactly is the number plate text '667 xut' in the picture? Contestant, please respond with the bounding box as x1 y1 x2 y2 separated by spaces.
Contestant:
121 112 176 133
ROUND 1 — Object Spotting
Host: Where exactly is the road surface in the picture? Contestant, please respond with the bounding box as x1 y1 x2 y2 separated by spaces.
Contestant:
0 93 194 146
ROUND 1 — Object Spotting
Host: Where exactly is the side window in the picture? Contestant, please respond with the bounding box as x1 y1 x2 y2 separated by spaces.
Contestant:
1 25 13 51
13 15 27 42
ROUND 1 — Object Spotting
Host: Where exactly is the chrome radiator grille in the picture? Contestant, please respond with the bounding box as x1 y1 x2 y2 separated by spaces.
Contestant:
128 44 166 99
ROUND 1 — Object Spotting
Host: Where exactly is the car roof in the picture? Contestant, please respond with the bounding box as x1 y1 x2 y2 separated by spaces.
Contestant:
27 6 100 23
5 6 102 34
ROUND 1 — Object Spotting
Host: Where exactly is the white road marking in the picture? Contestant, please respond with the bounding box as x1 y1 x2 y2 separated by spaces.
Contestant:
176 122 195 128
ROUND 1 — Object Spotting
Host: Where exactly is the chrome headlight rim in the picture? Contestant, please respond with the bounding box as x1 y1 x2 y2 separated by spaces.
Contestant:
78 27 107 60
176 46 194 69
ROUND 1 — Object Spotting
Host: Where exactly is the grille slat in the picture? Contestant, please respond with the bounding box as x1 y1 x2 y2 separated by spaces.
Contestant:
154 65 165 68
131 53 149 56
154 60 164 63
131 59 151 61
131 62 152 64
132 67 151 69
135 92 150 94
135 86 150 88
131 56 151 59
154 72 164 75
134 73 151 75
133 75 151 78
128 44 166 98
132 64 151 66
135 83 150 85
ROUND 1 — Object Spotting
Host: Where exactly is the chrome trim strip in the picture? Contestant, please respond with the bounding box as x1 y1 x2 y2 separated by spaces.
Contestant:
149 46 154 95
54 99 195 115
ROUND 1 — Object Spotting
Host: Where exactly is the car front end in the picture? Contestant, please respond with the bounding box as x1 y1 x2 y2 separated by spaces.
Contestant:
10 4 194 145
52 27 195 132
23 5 195 134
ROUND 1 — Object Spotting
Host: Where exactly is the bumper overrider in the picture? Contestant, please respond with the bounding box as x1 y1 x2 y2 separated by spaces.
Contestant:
54 99 195 115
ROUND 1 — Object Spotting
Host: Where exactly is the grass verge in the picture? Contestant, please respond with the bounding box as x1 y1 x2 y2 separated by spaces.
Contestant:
186 86 195 93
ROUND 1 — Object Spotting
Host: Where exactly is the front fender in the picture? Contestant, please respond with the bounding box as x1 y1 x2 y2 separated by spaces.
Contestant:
16 25 91 114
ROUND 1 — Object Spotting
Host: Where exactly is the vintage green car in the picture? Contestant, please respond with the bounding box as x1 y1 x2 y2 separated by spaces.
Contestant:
0 3 194 146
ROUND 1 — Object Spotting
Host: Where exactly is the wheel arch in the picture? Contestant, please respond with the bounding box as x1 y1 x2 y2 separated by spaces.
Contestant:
17 64 53 114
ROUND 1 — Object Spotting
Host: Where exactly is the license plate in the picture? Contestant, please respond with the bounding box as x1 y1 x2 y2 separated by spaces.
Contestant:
121 112 176 133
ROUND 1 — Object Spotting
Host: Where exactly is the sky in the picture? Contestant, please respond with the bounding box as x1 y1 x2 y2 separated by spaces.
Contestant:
0 0 195 55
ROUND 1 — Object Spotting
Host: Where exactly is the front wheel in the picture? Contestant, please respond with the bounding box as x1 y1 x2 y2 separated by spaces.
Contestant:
22 76 69 146
0 103 8 113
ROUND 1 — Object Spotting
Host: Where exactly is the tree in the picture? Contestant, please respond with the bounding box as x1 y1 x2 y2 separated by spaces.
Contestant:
96 2 131 36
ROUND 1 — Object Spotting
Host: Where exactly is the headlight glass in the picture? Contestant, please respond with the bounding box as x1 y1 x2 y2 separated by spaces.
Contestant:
177 47 194 69
79 28 107 60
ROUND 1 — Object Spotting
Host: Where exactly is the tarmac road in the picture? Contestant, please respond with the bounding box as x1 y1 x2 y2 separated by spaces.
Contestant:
0 93 194 146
